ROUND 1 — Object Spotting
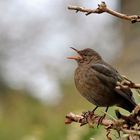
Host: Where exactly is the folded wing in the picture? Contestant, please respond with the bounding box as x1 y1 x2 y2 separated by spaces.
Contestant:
91 63 136 112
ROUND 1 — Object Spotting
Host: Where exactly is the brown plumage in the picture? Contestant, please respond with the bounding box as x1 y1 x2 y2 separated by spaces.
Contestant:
68 47 137 112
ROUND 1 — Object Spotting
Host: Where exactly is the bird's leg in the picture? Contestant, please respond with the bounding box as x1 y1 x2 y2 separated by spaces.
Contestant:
87 106 98 123
92 106 98 114
82 106 98 118
97 107 109 127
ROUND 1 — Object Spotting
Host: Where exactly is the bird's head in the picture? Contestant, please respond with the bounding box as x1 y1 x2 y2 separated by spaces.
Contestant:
67 47 102 65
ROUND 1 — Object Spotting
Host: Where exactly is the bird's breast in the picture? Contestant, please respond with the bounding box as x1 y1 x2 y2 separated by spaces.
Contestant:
75 66 101 101
75 66 100 93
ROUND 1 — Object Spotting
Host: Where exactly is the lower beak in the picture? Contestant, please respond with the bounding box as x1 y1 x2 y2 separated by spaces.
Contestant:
67 55 82 60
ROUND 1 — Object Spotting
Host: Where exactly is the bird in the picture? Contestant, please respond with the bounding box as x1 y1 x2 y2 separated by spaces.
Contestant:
67 47 137 116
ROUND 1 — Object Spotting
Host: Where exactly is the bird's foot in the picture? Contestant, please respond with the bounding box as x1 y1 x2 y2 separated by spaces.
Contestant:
81 106 99 126
81 110 95 126
82 110 94 118
97 114 106 127
97 107 108 127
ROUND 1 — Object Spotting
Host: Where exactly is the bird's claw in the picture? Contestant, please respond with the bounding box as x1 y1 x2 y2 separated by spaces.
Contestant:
97 115 106 127
81 110 95 126
82 110 93 117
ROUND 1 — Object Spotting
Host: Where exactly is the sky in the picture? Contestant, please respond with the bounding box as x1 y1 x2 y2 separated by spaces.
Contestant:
0 0 122 105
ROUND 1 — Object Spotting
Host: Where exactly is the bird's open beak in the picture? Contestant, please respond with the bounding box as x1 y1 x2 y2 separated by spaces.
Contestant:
67 47 83 60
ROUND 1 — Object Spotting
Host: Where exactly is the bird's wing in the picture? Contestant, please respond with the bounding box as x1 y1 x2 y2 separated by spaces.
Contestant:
91 63 134 103
91 63 121 85
91 63 120 79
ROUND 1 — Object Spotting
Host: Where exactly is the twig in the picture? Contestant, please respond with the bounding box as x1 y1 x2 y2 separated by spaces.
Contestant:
121 129 140 136
68 2 140 23
116 75 140 90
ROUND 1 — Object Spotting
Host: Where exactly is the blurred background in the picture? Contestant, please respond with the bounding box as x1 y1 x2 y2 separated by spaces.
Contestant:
0 0 140 140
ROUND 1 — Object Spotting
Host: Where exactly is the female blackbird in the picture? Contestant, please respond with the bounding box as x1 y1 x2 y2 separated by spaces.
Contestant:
68 47 137 113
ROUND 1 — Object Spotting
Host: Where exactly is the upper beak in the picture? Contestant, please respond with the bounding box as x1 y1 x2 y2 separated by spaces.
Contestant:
67 47 83 60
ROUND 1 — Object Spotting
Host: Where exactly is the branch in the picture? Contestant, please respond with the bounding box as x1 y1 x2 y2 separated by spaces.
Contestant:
65 105 140 139
65 112 114 127
68 2 140 23
116 75 140 91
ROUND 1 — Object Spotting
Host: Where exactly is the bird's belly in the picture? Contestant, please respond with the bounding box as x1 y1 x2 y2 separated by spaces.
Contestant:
75 73 120 106
81 88 119 107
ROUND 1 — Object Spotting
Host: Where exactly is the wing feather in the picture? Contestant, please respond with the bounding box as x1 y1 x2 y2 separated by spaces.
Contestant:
91 63 135 104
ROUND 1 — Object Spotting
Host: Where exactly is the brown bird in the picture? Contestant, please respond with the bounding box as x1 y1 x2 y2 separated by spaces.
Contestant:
68 47 137 115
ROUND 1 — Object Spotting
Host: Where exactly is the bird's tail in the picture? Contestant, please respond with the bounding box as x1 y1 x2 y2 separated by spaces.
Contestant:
115 88 137 112
118 100 137 112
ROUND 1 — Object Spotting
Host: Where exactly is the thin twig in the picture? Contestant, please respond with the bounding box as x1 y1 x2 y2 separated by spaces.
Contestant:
116 75 140 90
68 2 140 23
121 129 140 136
